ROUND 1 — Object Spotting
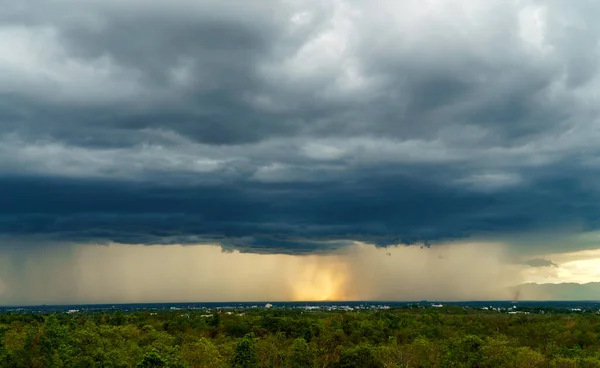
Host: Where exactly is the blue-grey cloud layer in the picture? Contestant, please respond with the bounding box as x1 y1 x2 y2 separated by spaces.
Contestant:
1 0 600 253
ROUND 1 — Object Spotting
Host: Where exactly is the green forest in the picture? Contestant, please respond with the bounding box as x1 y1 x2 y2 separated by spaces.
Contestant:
2 306 600 367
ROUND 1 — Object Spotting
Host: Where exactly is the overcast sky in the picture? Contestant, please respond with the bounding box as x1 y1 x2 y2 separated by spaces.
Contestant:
1 0 600 304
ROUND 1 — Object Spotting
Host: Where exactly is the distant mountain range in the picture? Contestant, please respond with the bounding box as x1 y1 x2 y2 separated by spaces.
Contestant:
514 282 600 301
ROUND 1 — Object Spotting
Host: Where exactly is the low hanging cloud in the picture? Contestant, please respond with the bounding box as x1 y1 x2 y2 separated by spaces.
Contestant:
525 258 559 268
0 0 600 254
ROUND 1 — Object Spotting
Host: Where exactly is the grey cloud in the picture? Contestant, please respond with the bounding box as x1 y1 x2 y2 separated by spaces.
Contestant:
525 258 559 268
1 0 600 254
1 169 600 254
3 0 592 146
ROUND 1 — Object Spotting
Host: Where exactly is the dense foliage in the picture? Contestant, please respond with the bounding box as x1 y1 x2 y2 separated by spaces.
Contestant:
2 306 600 367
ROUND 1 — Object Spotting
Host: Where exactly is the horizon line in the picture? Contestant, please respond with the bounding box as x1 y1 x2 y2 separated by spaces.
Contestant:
3 300 600 308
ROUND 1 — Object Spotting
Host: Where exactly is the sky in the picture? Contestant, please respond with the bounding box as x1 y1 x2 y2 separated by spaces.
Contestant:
1 0 600 304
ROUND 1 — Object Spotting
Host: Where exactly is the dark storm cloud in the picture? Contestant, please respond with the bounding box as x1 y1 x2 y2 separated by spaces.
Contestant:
1 0 600 253
2 167 600 254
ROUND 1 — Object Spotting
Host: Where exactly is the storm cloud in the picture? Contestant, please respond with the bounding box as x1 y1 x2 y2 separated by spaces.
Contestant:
525 258 559 268
1 0 600 254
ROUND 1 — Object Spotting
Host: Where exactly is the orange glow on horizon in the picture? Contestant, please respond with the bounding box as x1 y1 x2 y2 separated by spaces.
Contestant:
290 260 350 301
